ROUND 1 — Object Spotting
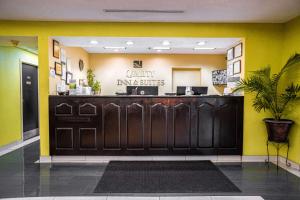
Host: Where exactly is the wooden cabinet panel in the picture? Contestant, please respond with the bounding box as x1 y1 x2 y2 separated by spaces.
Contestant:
197 102 214 148
103 103 121 149
55 103 72 116
79 103 97 116
55 128 73 149
215 102 237 148
150 103 168 149
173 103 191 149
79 128 96 149
126 103 144 149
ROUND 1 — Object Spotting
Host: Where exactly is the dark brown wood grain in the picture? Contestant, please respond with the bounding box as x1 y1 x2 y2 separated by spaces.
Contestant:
49 95 244 155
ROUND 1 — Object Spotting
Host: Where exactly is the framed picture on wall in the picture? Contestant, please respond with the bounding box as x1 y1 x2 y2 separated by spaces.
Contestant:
61 63 67 80
234 43 242 58
79 79 86 86
55 62 62 76
212 69 227 85
61 48 66 64
66 58 71 72
227 63 233 76
233 60 241 74
227 48 234 61
53 40 60 59
66 72 73 85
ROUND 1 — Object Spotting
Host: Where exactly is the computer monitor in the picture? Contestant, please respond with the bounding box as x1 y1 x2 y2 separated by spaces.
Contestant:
192 87 208 95
176 86 208 95
176 86 186 95
126 86 158 95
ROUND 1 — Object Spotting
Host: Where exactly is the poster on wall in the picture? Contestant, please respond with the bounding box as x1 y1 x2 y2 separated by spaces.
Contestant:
53 40 60 59
66 72 73 85
61 63 67 80
212 69 227 85
61 48 66 64
227 64 233 76
55 62 62 76
227 48 234 61
233 60 241 74
66 58 72 72
234 43 242 58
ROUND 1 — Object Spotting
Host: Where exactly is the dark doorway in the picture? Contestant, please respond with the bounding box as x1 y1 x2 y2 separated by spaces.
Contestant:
22 63 39 140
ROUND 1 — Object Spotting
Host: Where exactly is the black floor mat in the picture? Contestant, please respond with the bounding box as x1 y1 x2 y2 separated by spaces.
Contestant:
94 160 241 193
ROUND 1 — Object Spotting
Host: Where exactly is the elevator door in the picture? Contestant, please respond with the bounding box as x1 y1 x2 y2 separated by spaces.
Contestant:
22 63 39 140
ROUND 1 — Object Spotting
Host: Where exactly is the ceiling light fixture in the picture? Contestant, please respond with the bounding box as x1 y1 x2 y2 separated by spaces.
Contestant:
104 46 126 49
197 41 206 46
162 40 170 46
151 47 171 50
193 47 216 50
90 40 98 45
103 9 184 14
126 41 134 45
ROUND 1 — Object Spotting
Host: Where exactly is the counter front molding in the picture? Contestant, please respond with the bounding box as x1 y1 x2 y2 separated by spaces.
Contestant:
49 95 244 155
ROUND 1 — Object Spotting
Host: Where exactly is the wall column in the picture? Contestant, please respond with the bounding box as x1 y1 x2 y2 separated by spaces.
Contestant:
38 35 50 156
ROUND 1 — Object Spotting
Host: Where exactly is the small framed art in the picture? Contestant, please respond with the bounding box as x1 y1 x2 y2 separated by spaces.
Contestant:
227 48 234 61
66 72 73 85
53 40 60 59
234 43 242 58
233 60 241 74
227 63 233 76
61 63 67 80
61 48 66 64
55 62 62 76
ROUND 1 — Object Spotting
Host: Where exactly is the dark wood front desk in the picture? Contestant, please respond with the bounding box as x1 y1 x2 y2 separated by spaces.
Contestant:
49 95 243 156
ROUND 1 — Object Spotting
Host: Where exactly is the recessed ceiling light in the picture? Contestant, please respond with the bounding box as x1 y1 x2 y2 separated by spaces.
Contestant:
193 47 215 50
162 40 170 46
197 41 206 46
104 46 126 49
90 40 98 44
126 41 134 45
152 47 171 50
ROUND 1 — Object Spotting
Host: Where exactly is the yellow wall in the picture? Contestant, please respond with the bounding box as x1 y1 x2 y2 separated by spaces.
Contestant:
0 46 38 147
0 21 286 158
280 16 300 163
89 54 226 95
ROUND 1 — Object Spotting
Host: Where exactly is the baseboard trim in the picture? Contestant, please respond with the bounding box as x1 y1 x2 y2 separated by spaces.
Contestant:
37 154 300 176
0 136 40 157
38 155 272 163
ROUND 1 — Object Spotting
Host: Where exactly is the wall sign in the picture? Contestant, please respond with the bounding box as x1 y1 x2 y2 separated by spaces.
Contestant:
117 69 165 87
133 60 142 68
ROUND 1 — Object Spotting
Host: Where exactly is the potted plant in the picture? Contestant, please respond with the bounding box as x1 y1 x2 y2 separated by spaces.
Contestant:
87 69 101 95
93 81 101 95
234 54 300 142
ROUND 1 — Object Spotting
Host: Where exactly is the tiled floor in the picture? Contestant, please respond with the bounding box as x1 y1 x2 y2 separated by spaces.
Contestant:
0 141 300 200
1 196 264 200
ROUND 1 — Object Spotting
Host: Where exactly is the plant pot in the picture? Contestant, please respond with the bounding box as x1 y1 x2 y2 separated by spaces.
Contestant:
263 118 294 142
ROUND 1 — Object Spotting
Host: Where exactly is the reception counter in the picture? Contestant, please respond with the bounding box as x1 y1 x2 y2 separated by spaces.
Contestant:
49 95 243 155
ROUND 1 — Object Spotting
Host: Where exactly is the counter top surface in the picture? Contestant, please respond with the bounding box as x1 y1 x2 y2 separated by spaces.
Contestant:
49 95 243 98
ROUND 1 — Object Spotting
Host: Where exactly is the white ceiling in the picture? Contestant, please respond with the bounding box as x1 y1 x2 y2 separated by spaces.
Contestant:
0 36 38 53
0 0 299 23
54 37 241 54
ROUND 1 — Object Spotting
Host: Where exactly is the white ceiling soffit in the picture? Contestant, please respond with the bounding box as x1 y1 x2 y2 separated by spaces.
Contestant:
0 0 299 23
0 36 38 54
53 37 241 54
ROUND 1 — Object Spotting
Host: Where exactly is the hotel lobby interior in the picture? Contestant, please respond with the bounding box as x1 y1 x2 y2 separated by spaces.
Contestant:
0 0 300 200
